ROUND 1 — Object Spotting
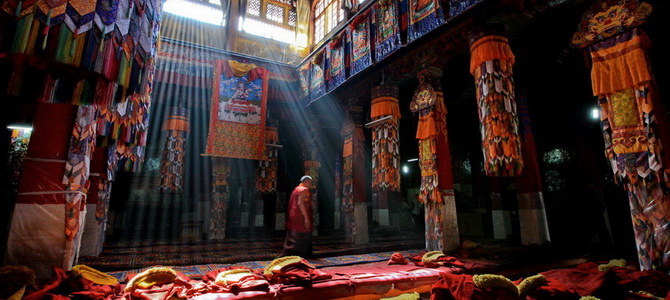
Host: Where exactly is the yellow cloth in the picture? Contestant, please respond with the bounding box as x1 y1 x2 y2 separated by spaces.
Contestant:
228 60 258 77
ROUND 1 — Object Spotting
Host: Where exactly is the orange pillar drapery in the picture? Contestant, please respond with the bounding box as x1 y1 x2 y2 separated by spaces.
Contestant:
468 24 523 177
371 85 401 192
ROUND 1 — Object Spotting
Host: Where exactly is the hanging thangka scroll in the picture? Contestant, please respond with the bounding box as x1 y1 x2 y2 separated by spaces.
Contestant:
410 77 440 203
371 85 401 192
298 62 311 101
572 0 669 271
405 0 445 43
349 11 372 76
327 32 347 92
373 0 401 61
206 60 269 160
257 127 279 194
160 107 190 193
310 50 326 101
469 24 523 177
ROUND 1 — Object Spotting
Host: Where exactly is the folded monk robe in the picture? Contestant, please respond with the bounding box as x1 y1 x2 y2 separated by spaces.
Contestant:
0 265 36 299
123 266 197 300
263 256 332 285
412 251 466 269
212 268 270 294
387 252 409 265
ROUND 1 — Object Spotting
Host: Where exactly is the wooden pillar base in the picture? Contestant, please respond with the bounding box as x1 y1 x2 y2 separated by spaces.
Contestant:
517 192 550 245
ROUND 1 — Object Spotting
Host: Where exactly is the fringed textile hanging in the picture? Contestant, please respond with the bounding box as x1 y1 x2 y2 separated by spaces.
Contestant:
590 29 669 270
327 32 347 92
210 157 230 240
469 25 523 177
571 0 668 270
373 0 401 61
7 128 32 193
304 161 321 187
371 85 401 192
349 12 372 76
410 79 440 203
95 179 112 223
257 127 279 194
159 107 190 193
310 50 326 101
298 62 310 100
62 105 97 241
405 0 445 43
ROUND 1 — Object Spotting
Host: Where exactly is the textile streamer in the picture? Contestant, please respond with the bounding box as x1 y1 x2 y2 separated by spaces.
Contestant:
405 0 445 43
257 127 279 194
210 158 230 240
298 62 310 100
469 25 523 177
62 105 97 241
588 28 669 270
371 85 401 192
310 51 326 101
160 107 190 193
0 0 163 172
341 119 355 213
410 77 440 203
349 11 371 76
327 32 347 92
373 0 401 61
206 60 269 160
304 119 321 235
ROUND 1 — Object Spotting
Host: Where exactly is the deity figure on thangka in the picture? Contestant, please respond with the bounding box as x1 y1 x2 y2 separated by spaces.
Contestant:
218 78 262 124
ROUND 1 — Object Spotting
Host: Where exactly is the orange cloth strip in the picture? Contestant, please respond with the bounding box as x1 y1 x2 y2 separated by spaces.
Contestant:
343 138 353 157
416 110 436 140
265 127 279 143
590 29 651 96
469 35 515 74
371 96 401 119
162 116 190 132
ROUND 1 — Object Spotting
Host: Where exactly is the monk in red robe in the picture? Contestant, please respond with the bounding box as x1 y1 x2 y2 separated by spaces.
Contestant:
282 176 314 257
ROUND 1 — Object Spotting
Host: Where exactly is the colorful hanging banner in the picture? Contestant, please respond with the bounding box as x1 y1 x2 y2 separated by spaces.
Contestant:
371 85 401 192
327 32 347 92
373 0 401 61
410 80 440 203
298 62 311 100
210 157 230 240
160 107 190 193
310 51 326 102
256 127 279 194
469 25 523 177
341 118 355 212
571 0 652 49
405 0 444 43
349 12 372 76
206 60 269 160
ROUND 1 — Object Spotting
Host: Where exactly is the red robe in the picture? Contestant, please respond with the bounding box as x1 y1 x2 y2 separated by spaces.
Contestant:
286 184 312 233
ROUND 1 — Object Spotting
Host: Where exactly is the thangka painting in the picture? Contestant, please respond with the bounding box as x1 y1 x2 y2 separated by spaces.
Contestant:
328 33 347 92
206 60 268 160
405 0 444 43
298 62 310 99
310 51 326 101
350 13 372 76
374 0 401 61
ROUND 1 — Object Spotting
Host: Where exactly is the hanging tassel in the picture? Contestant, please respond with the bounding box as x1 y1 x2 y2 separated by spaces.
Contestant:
127 1 133 18
70 28 78 58
15 0 23 17
42 9 52 50
99 30 105 52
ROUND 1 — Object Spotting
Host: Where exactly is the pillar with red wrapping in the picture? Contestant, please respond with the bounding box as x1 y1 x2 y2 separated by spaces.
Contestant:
210 158 231 241
341 105 368 244
468 24 523 177
572 0 669 270
410 68 459 251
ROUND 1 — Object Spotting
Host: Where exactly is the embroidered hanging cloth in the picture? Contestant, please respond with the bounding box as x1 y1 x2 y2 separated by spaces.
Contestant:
256 127 279 194
298 62 310 100
341 118 354 212
373 0 401 61
206 60 269 160
469 25 523 177
160 107 190 193
411 80 440 203
371 85 401 192
349 12 372 76
327 32 347 92
310 50 326 102
404 0 444 43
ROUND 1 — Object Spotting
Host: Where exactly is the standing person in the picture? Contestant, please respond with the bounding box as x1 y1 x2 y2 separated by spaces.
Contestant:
282 176 314 257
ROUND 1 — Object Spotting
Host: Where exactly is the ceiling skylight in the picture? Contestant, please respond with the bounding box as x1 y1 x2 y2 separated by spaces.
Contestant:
163 0 226 26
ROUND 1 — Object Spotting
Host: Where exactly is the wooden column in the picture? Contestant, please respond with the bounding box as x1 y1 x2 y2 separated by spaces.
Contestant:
342 105 368 244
